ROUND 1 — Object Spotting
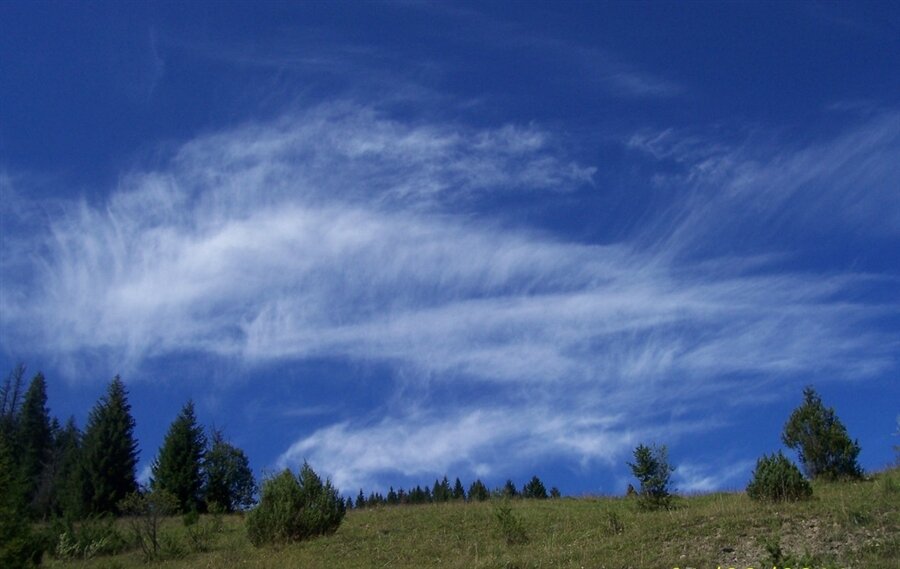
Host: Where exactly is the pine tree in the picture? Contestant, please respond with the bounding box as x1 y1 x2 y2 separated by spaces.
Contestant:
628 443 674 510
152 400 207 513
203 428 256 512
782 386 862 480
49 417 83 518
522 475 548 499
81 375 139 515
468 479 489 501
17 372 53 517
452 477 466 501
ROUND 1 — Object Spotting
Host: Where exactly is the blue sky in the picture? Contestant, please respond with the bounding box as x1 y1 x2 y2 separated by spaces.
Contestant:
1 1 898 496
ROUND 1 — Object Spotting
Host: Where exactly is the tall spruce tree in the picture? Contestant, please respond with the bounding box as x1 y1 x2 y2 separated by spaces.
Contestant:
152 400 207 513
45 417 83 519
17 372 53 517
81 375 139 515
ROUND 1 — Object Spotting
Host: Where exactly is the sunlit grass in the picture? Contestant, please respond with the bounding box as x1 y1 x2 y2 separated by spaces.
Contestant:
44 468 899 569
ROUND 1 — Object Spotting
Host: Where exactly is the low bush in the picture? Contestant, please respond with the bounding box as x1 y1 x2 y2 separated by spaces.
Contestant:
492 500 529 545
747 452 812 502
119 488 179 561
246 462 345 547
52 515 127 561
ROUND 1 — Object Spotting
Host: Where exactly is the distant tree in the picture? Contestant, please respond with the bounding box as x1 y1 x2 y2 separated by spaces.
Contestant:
355 489 366 509
433 476 452 502
500 479 519 499
452 477 466 501
387 486 398 505
152 400 207 513
628 443 674 510
522 475 548 499
203 428 256 512
16 372 53 517
468 479 489 502
81 375 139 515
782 387 862 480
549 486 561 499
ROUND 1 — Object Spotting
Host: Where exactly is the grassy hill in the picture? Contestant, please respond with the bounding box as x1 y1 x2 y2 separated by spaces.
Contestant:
44 468 898 569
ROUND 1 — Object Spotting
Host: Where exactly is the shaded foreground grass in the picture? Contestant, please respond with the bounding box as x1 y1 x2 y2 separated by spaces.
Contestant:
45 468 899 569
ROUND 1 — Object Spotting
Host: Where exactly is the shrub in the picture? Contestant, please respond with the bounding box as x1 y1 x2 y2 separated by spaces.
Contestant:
747 452 812 502
52 515 128 561
246 462 345 547
120 488 179 561
628 443 674 510
493 500 529 545
603 510 625 536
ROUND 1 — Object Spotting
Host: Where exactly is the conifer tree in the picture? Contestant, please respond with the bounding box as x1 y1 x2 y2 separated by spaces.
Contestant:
522 475 548 499
782 386 862 480
17 372 53 516
152 400 207 513
501 479 518 499
47 417 83 518
628 443 674 510
81 375 139 515
452 477 466 501
468 479 489 501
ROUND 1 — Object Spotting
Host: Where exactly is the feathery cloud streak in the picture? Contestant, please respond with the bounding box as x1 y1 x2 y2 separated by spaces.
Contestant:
2 104 897 490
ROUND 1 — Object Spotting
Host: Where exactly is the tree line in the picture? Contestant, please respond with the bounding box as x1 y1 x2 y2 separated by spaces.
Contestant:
349 474 561 509
0 364 255 523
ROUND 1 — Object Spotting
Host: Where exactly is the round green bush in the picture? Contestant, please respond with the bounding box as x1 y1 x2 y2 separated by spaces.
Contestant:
246 463 345 547
747 452 812 502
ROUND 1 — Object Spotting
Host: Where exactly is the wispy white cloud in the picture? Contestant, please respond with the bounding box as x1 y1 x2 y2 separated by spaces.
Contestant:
675 459 756 494
2 102 896 489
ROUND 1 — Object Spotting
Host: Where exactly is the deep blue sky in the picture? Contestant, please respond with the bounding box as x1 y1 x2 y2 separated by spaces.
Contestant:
1 1 898 496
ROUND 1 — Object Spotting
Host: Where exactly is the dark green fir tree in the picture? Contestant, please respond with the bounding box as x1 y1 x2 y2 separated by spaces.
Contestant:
152 400 207 513
81 375 139 515
16 372 53 517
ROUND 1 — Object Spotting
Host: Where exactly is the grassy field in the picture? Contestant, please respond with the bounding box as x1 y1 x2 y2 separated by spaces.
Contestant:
43 468 899 569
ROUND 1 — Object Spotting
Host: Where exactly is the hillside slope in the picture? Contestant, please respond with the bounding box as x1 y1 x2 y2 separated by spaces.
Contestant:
46 468 899 569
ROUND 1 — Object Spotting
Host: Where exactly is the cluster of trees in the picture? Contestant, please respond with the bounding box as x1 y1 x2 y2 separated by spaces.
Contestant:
625 386 865 509
747 386 862 502
0 365 255 523
349 475 560 509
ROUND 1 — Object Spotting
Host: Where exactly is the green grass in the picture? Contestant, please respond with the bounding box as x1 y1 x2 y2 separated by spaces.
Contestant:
42 468 899 569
